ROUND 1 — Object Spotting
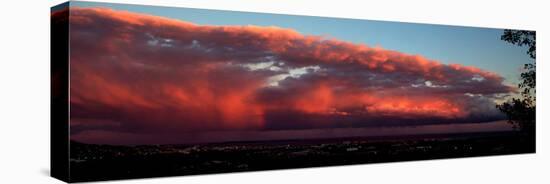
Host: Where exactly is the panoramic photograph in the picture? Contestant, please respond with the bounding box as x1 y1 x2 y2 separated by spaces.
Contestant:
52 1 535 182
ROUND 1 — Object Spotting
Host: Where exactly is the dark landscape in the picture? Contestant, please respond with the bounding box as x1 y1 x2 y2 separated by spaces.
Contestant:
69 131 535 182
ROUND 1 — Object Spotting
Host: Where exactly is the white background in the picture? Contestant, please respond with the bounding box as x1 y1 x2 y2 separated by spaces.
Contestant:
0 0 548 183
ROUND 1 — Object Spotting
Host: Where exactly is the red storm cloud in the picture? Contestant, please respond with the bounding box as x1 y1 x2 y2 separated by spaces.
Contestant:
57 8 514 137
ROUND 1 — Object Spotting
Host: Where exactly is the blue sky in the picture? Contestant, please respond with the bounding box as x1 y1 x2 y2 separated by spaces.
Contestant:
64 1 533 86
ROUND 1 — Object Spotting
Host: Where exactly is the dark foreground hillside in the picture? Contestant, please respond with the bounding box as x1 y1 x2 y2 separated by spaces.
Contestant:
68 131 535 182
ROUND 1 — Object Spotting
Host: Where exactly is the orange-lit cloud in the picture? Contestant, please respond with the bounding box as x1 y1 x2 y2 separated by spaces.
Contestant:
55 8 514 141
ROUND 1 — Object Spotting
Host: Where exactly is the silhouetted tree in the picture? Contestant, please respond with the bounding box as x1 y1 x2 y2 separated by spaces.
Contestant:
496 30 535 134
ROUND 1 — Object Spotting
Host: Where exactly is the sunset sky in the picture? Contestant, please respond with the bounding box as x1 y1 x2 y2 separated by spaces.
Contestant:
55 2 533 145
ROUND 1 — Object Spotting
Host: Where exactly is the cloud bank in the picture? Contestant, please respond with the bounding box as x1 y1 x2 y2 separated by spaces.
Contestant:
56 8 514 141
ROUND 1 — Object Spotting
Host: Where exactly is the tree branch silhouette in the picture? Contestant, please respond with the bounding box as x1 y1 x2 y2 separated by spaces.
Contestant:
496 29 535 134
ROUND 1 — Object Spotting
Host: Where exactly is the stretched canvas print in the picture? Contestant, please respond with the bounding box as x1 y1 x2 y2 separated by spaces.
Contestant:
51 1 536 182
